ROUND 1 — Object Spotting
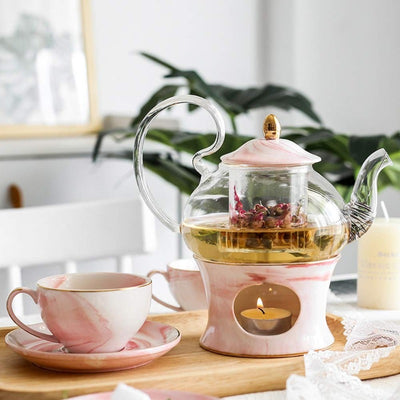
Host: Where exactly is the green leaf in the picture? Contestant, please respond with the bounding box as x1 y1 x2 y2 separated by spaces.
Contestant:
306 134 353 164
334 184 354 203
146 128 199 148
145 128 252 164
140 52 179 71
282 127 334 145
92 130 109 161
168 70 243 114
140 52 322 123
92 128 134 161
313 161 353 181
379 135 400 154
348 135 386 165
143 153 199 194
141 52 242 115
210 84 322 123
130 84 181 129
377 150 400 192
95 146 200 194
187 87 204 112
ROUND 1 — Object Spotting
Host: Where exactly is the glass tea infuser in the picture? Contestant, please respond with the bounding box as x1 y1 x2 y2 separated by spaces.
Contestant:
134 95 392 357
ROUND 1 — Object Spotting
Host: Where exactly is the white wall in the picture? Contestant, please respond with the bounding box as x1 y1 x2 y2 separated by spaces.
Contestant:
293 0 400 133
261 0 400 273
261 0 400 133
91 0 262 135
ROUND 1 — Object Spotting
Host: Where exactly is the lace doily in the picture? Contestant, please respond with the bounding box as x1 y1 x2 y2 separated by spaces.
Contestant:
286 291 400 399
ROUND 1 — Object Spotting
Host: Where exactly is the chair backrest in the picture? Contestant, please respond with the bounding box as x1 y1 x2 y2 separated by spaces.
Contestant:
0 198 155 324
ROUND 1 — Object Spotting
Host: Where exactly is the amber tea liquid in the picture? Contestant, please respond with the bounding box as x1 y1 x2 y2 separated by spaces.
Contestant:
182 214 348 264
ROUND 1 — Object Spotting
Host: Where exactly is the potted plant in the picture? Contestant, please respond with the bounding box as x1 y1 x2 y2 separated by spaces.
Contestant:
93 53 400 202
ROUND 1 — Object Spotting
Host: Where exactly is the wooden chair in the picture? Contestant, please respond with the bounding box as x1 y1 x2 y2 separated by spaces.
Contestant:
0 198 155 325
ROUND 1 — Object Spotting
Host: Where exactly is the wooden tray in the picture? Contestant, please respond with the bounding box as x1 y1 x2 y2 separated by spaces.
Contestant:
1 311 400 399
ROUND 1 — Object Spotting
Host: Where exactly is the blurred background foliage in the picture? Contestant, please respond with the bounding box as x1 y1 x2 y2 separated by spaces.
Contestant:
93 53 400 201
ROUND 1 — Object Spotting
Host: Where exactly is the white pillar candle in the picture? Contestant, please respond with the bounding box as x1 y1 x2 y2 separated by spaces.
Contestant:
358 218 400 309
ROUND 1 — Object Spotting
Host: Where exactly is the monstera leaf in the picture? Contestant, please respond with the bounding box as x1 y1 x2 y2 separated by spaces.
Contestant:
136 52 322 132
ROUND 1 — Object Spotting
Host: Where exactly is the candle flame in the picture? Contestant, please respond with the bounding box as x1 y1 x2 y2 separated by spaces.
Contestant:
257 297 264 308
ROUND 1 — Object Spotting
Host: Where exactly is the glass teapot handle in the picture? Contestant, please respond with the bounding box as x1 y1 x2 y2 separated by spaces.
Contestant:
133 95 225 233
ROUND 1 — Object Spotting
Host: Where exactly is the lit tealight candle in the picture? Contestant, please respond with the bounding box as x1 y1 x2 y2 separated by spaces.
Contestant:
240 298 292 335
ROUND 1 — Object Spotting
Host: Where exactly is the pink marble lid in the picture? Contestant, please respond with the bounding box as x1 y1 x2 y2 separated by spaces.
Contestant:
221 138 321 167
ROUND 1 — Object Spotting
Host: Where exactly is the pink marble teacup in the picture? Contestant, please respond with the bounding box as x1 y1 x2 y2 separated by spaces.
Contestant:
6 272 151 353
147 258 207 311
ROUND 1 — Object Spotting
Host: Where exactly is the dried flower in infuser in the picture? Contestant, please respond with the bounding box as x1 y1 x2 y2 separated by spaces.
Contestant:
234 189 244 211
230 187 307 229
252 211 265 229
265 217 276 228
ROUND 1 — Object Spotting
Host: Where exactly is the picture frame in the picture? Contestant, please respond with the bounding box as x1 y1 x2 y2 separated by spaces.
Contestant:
0 0 100 138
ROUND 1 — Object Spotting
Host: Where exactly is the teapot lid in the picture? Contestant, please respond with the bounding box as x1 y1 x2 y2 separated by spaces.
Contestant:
221 114 321 167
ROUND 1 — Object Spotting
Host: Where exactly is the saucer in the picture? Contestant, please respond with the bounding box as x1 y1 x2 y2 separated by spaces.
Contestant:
68 389 218 400
5 320 180 373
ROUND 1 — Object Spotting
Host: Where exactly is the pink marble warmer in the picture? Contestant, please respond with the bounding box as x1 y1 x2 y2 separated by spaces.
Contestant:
196 256 338 357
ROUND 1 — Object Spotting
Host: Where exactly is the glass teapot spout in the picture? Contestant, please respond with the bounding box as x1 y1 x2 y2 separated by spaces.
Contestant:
344 149 392 242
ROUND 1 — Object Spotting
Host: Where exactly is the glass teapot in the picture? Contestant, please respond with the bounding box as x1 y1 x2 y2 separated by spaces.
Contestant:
134 95 392 264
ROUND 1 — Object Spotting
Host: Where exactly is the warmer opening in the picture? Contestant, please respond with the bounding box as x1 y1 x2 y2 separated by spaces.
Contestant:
233 283 300 336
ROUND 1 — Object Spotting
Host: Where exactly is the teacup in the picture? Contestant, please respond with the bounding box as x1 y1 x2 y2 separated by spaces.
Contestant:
147 258 207 311
6 272 151 353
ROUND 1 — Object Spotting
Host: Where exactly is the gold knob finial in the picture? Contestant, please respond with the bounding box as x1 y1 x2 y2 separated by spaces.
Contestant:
263 114 281 140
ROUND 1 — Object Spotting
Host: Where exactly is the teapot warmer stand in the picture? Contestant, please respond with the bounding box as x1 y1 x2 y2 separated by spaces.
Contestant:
196 256 338 357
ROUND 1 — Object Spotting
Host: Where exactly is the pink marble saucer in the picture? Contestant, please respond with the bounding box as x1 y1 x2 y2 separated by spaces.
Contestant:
5 320 180 373
68 389 218 400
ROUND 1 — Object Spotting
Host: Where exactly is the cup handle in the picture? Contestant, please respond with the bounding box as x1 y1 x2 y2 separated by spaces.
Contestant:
6 287 59 343
147 270 184 312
